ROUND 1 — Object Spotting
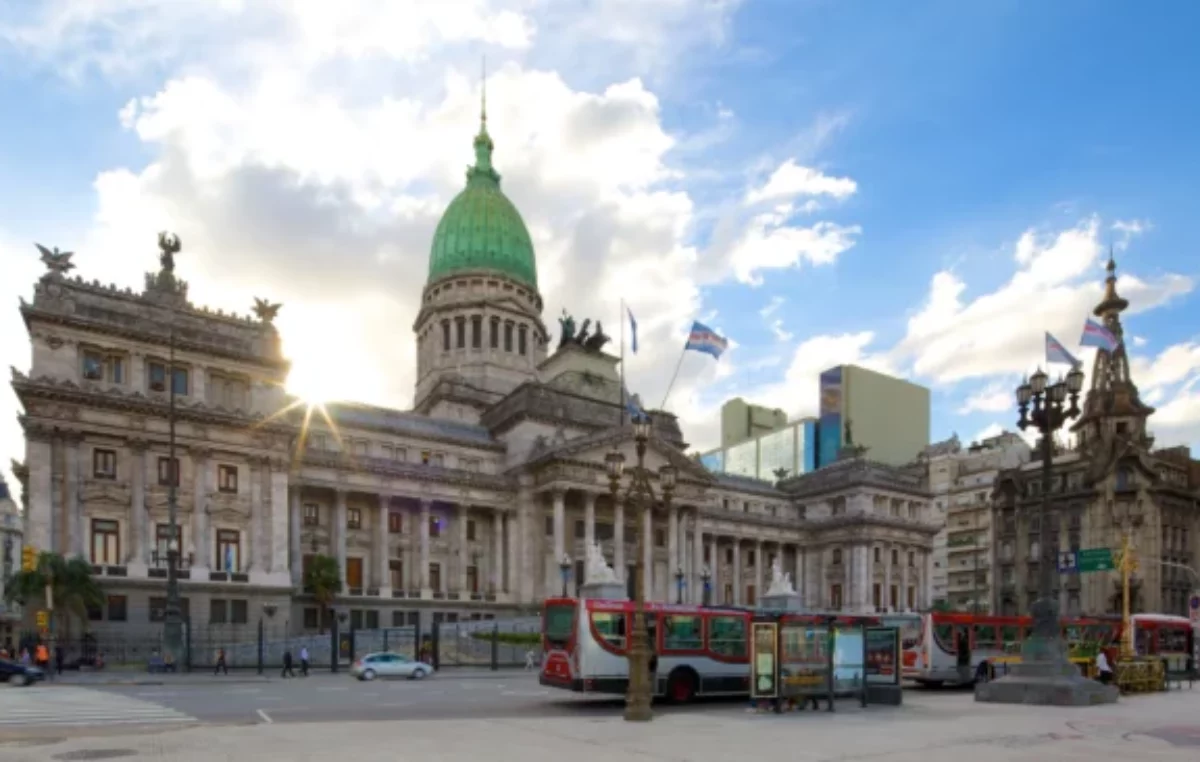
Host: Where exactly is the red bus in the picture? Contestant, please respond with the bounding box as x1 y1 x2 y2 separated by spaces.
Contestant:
539 597 881 702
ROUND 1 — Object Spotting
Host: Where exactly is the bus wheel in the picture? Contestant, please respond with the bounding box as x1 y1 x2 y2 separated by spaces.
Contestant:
666 668 698 704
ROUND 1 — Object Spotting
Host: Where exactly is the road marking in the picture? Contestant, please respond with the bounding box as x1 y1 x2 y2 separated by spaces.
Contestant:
317 686 349 692
501 689 549 697
230 687 262 694
0 687 195 728
257 709 273 724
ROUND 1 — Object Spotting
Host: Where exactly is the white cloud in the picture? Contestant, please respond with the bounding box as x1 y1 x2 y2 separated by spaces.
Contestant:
758 296 784 318
744 159 857 206
958 382 1014 415
729 218 861 285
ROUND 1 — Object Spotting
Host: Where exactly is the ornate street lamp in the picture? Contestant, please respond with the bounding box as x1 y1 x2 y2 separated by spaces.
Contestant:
700 565 712 607
1014 365 1083 650
674 566 685 605
559 553 572 598
605 413 676 723
160 232 184 663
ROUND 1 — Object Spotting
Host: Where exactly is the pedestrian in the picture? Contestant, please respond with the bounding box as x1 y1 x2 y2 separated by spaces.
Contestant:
281 649 295 678
524 649 536 670
214 647 228 675
35 642 49 671
299 646 309 677
55 645 64 675
20 648 31 666
1096 648 1113 685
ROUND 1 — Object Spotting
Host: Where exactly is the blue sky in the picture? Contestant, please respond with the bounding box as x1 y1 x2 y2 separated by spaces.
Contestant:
1 0 1198 471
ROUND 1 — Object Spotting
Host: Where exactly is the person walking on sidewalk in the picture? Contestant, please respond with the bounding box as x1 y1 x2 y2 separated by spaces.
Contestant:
214 648 228 675
281 649 296 678
299 646 309 677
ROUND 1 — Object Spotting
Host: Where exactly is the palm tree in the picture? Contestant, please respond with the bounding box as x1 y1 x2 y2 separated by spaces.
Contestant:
303 554 341 633
4 551 105 643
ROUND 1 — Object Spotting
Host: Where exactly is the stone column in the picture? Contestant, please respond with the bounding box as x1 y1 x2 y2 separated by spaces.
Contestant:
492 511 504 593
732 541 742 605
25 434 53 553
128 440 148 568
552 489 566 562
191 450 210 573
65 436 83 558
289 488 302 585
457 503 469 594
794 546 805 602
418 499 431 594
884 545 894 611
377 494 392 595
613 499 625 581
667 505 679 597
269 461 289 576
583 493 596 572
504 512 517 596
901 549 911 611
708 535 719 603
755 540 765 604
335 490 348 593
693 517 704 604
843 546 852 610
924 551 935 611
248 459 262 571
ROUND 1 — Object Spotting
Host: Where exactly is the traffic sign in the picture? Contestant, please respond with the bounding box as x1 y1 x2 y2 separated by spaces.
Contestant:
35 610 48 628
1077 548 1115 573
1057 551 1077 573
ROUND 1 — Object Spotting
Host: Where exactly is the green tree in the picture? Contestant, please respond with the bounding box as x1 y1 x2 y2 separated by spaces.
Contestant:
4 551 105 642
303 554 341 633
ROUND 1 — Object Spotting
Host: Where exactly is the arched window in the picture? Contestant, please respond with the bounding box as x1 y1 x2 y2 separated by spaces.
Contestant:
471 315 482 349
503 322 514 352
455 317 466 349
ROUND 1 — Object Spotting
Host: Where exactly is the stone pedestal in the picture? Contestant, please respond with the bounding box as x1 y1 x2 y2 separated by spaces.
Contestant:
975 636 1119 706
579 581 627 601
759 592 804 612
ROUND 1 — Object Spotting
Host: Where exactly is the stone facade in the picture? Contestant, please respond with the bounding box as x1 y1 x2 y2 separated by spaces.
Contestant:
0 474 23 641
991 257 1200 618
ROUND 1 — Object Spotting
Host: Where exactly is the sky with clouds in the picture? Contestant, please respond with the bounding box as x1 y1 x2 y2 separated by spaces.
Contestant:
1 0 1199 486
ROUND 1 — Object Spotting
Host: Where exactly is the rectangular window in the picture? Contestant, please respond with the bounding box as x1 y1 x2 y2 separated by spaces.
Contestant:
210 598 228 625
708 615 747 657
346 558 363 590
746 585 756 607
347 507 362 530
155 523 182 565
304 607 319 630
889 585 898 610
466 565 479 593
591 611 627 649
148 361 167 391
303 504 319 526
654 528 665 547
662 615 703 651
107 595 127 622
455 318 465 349
391 610 405 628
544 516 553 536
389 559 403 590
171 367 189 395
518 325 528 355
831 584 843 610
489 317 500 349
891 549 899 565
907 586 915 610
216 529 241 572
429 515 442 538
230 599 248 624
157 457 180 486
574 520 585 539
388 512 402 534
93 449 117 479
148 597 190 622
504 322 513 352
471 315 482 349
83 350 104 380
466 519 476 541
429 562 442 591
442 321 451 351
90 518 119 565
217 464 238 493
365 610 379 630
350 610 363 631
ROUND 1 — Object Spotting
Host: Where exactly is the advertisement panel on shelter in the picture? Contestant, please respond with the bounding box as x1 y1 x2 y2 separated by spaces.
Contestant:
750 622 779 699
832 627 865 693
865 627 901 685
778 621 830 697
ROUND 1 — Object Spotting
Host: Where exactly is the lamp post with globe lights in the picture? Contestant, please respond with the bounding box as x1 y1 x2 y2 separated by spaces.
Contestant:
1016 365 1084 645
605 414 676 723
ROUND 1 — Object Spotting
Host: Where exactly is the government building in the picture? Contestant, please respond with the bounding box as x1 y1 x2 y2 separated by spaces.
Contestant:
10 108 938 641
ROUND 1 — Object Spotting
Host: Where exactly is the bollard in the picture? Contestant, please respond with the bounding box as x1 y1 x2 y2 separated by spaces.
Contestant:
256 618 264 675
490 622 499 671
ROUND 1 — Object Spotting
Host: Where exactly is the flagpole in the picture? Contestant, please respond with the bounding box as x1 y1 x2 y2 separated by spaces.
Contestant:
658 339 689 412
619 298 626 427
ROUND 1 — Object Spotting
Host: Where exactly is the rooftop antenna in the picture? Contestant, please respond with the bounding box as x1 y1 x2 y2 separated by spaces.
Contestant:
481 54 487 127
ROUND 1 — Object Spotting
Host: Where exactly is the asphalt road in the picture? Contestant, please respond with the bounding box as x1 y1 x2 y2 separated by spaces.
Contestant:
89 672 739 726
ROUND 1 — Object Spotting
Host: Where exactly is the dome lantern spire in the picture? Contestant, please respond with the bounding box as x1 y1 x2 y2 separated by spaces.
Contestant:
470 57 497 184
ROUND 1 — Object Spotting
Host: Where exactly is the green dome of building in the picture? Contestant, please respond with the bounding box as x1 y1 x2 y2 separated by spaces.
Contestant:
427 109 538 289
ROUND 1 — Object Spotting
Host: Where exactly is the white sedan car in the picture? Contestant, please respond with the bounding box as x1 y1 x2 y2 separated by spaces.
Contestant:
351 652 434 681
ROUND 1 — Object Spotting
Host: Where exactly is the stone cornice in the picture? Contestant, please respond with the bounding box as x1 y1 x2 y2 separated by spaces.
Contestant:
12 369 296 435
299 449 514 492
803 514 942 538
778 457 930 501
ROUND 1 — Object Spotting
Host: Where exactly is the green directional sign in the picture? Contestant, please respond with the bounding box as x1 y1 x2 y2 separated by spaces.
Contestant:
1077 547 1115 573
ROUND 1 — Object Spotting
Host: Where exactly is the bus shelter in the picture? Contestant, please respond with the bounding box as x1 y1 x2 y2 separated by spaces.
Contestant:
749 613 903 712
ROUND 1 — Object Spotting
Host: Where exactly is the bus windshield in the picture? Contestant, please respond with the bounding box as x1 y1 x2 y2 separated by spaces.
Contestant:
544 603 575 648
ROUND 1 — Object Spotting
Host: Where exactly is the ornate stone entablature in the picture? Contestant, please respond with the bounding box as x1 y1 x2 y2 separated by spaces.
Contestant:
778 455 928 501
299 449 514 492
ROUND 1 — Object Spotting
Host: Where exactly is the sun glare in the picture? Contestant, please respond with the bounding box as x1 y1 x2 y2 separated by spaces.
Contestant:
280 307 386 406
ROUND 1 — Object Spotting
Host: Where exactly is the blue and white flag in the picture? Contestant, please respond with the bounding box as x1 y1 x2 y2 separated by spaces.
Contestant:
627 306 639 354
684 321 729 359
626 394 646 421
1045 332 1081 368
1080 318 1120 352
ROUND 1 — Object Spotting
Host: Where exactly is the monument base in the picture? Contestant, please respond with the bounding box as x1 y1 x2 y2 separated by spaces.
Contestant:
975 637 1118 706
579 581 627 601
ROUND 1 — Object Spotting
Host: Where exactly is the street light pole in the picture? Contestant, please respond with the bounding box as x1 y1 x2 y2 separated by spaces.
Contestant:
605 415 676 723
700 565 711 607
674 566 684 605
1015 365 1084 644
559 554 572 598
161 232 184 660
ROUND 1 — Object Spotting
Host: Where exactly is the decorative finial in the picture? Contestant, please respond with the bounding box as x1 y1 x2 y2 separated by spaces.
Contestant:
1106 244 1116 273
481 55 487 129
252 297 282 324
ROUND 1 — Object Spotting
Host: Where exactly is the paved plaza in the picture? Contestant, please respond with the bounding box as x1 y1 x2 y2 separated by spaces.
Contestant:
0 680 1198 761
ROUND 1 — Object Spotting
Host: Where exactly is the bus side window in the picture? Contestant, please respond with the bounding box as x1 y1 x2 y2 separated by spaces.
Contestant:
590 612 627 649
973 625 998 650
1000 625 1019 653
707 615 747 658
934 623 954 651
662 615 703 651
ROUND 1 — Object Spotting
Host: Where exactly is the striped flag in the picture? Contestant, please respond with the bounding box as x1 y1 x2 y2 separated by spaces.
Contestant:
1080 318 1120 352
684 321 729 359
628 307 638 354
1045 332 1081 367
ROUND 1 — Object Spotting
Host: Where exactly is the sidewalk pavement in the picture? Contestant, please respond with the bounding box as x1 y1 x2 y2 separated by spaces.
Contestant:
46 666 534 686
8 688 1200 761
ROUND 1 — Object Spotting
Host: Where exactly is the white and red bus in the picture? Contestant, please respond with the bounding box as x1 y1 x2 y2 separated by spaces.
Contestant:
901 611 1196 685
539 597 881 702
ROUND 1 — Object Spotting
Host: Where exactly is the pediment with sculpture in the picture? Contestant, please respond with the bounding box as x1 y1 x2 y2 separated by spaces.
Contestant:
81 480 132 505
207 492 252 521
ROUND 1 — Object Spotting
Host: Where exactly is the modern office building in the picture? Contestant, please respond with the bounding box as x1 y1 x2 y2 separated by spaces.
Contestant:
698 417 818 482
818 364 931 468
720 398 787 449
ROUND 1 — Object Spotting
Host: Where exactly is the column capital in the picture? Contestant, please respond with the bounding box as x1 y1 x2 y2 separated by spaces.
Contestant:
582 491 597 506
